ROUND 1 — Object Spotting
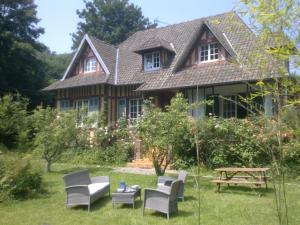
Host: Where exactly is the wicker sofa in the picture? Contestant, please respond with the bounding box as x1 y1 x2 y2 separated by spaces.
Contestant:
63 170 110 211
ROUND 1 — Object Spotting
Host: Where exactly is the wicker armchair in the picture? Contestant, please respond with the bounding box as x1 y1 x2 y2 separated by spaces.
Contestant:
143 179 182 219
157 170 188 201
63 170 110 211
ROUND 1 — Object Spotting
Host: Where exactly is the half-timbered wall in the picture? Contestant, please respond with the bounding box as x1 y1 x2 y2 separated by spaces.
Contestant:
56 84 142 125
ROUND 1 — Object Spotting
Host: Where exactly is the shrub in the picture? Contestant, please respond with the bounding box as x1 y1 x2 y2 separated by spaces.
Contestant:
0 155 42 201
195 117 270 168
0 94 30 150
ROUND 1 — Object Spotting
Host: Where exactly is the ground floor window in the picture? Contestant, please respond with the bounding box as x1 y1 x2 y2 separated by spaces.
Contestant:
223 95 237 118
129 99 143 119
117 98 126 119
60 100 70 111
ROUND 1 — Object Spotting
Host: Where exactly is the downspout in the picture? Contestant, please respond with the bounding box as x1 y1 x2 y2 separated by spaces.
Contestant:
114 48 119 85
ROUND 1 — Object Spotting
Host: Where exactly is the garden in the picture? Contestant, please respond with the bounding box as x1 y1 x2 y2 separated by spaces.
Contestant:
0 91 300 225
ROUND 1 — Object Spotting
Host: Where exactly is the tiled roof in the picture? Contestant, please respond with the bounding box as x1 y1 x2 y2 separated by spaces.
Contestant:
134 37 175 53
44 11 271 92
43 73 107 90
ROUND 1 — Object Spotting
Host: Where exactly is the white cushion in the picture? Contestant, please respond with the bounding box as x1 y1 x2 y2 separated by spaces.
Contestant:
88 182 109 195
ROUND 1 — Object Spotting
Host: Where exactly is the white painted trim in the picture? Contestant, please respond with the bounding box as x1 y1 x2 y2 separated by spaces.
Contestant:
61 34 110 81
114 48 119 84
61 34 88 80
198 43 219 63
144 51 161 72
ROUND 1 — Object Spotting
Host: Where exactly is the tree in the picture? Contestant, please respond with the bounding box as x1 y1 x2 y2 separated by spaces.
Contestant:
0 0 47 108
32 107 78 172
137 93 190 176
234 1 300 224
0 94 29 150
72 0 156 48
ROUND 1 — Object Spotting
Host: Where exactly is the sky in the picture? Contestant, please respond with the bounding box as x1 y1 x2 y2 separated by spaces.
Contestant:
36 0 237 54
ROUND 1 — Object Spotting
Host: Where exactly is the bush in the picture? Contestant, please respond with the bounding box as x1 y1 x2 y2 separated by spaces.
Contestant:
0 155 42 201
195 117 270 168
0 94 30 150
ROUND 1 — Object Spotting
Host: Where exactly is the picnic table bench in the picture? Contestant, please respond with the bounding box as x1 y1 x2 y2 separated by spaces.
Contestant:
211 167 269 192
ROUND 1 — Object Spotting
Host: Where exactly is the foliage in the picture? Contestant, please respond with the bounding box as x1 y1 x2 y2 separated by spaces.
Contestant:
32 107 78 172
60 115 134 165
0 155 42 201
137 93 191 176
0 94 30 149
72 0 156 48
0 0 49 108
236 1 300 224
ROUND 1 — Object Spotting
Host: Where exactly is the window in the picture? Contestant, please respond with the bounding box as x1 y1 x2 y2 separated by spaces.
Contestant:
144 52 160 71
117 98 127 119
187 89 205 117
223 96 237 118
129 99 143 119
88 97 99 114
199 43 219 62
84 57 97 73
60 100 70 111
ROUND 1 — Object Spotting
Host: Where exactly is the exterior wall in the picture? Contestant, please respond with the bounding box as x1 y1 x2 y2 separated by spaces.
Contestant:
184 83 274 118
55 82 274 126
185 27 228 68
56 84 142 125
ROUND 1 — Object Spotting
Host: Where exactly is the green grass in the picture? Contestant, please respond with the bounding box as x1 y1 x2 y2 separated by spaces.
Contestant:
0 163 300 225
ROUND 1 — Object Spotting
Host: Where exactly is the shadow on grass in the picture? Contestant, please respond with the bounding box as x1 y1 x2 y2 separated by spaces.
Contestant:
145 209 194 219
53 166 112 175
68 195 112 212
181 195 197 201
112 199 143 209
216 185 274 196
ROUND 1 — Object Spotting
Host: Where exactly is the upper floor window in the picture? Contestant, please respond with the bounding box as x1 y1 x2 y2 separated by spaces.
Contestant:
144 52 160 71
199 43 219 62
84 57 97 73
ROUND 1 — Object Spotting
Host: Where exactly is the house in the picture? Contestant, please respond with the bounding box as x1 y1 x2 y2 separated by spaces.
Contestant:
43 11 277 125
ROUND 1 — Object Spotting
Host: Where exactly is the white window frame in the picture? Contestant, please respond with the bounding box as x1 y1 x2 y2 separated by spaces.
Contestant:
129 98 143 119
144 51 160 72
199 43 219 63
84 57 97 73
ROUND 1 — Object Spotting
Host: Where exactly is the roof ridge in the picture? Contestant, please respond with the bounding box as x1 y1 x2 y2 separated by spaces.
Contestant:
89 35 117 49
136 11 235 33
117 11 235 47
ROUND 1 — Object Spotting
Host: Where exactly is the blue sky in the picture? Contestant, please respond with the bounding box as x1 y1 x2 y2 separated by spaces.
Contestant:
36 0 237 54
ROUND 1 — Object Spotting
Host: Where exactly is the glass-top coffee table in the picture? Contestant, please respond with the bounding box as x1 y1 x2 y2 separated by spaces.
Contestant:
112 187 141 209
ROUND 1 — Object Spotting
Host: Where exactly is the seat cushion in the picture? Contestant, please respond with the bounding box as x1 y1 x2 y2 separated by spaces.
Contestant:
88 182 109 195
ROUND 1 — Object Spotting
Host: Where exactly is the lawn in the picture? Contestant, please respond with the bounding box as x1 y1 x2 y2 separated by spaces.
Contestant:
0 163 300 225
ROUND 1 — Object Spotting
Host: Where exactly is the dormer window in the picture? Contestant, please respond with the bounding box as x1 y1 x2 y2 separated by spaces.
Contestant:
199 43 219 62
144 51 160 71
84 57 97 73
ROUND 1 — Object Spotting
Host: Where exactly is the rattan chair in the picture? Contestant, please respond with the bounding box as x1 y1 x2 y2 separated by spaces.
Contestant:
143 179 182 219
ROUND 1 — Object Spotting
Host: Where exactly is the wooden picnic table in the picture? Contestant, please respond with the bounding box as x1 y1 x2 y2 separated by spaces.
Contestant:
212 167 270 192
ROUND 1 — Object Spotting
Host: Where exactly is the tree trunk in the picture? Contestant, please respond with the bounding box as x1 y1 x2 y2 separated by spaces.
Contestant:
45 160 51 172
153 160 164 176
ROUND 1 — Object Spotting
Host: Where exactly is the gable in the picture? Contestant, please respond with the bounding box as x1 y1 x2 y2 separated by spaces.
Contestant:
68 44 105 78
62 34 111 81
184 26 230 68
